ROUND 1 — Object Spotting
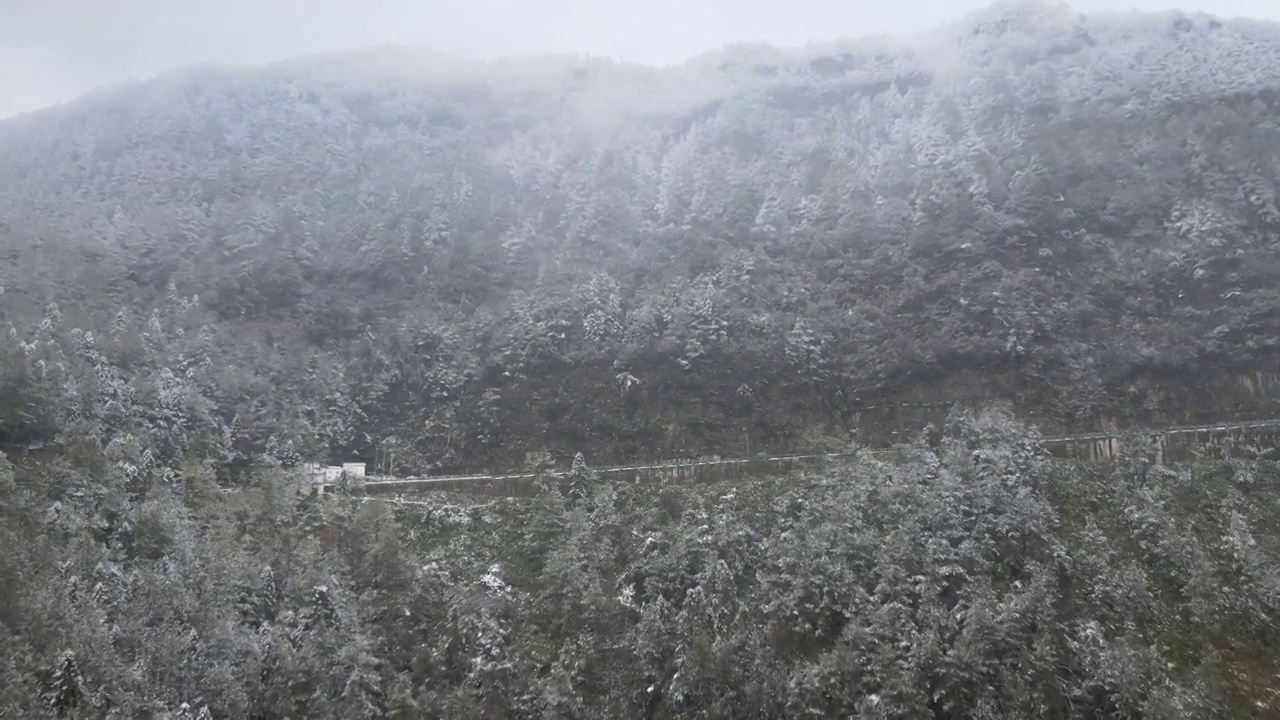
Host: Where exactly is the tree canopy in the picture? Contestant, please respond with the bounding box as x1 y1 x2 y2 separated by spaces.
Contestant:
2 1 1279 475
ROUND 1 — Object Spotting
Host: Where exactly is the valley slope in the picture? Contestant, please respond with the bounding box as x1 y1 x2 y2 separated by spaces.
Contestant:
3 0 1280 474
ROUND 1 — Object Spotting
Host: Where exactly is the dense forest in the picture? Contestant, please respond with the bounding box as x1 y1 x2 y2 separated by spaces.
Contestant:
5 0 1280 473
5 0 1280 715
2 409 1280 717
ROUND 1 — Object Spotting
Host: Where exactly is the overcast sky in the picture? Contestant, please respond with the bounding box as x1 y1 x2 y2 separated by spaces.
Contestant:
2 0 1278 119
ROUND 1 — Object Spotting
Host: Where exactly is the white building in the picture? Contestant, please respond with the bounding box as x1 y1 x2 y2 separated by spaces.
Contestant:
299 461 367 495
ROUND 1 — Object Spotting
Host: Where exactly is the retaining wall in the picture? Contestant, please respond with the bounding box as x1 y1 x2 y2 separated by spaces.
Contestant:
332 419 1280 498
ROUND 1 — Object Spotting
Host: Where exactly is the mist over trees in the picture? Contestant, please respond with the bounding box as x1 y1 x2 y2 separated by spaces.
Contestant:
4 2 1280 715
3 1 1280 474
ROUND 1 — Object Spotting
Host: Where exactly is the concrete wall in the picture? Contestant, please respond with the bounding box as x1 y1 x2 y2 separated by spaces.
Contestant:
1041 423 1280 464
356 453 861 498
349 420 1280 499
324 354 1280 497
846 353 1280 444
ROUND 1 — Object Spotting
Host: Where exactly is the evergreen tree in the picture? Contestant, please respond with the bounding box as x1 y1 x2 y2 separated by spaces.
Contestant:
46 651 85 719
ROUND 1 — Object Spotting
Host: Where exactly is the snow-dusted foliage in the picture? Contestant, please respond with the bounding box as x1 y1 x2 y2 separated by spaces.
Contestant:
2 1 1280 716
4 405 1280 715
4 1 1280 473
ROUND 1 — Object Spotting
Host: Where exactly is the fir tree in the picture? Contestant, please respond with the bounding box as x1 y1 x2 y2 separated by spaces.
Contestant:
46 651 84 719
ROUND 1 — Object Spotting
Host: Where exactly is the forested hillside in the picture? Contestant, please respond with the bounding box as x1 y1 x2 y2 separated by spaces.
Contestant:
4 0 1280 475
4 410 1280 717
7 2 1280 716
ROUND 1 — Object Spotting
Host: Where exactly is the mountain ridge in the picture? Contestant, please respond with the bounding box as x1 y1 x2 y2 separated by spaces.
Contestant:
3 0 1280 474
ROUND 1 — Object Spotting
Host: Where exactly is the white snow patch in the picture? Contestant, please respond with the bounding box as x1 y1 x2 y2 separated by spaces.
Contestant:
480 564 510 594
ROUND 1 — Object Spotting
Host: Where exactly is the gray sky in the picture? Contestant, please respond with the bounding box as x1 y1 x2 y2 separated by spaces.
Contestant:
2 0 1278 119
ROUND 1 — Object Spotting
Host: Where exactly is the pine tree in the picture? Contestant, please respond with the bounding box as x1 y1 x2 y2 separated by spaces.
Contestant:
307 584 341 632
337 642 387 720
565 452 597 503
46 651 84 718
